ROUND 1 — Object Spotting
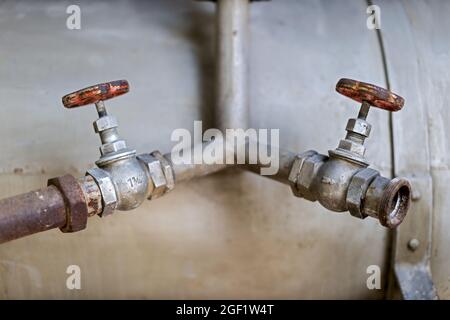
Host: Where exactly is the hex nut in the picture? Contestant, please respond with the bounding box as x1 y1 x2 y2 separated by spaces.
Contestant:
149 157 166 198
288 150 321 201
346 168 380 219
93 115 118 133
346 118 371 137
137 152 175 200
338 139 366 156
47 174 88 233
288 156 303 193
86 168 118 217
150 151 175 192
137 154 166 199
100 140 127 155
296 153 327 201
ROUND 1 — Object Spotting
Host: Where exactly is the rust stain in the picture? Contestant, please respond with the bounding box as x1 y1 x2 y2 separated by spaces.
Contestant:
0 186 66 244
81 175 102 217
47 174 89 233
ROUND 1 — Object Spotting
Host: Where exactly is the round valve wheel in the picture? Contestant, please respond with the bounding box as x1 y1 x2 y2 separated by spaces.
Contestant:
62 80 129 108
336 78 404 112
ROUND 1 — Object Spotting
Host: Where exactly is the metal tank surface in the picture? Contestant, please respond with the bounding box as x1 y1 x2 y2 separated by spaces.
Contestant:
0 0 448 302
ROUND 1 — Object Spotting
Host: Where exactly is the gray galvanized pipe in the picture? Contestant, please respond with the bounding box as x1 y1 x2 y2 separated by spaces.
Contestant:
242 146 298 185
215 0 250 130
165 150 228 183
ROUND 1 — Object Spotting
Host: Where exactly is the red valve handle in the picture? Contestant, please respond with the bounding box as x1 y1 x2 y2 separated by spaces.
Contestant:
62 80 129 108
336 78 404 112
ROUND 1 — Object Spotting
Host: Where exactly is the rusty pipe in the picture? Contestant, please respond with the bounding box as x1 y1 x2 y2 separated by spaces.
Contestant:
0 175 102 244
0 185 67 244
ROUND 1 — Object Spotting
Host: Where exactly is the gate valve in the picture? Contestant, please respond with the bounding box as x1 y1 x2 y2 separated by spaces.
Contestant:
61 80 174 216
62 80 136 167
289 78 411 228
329 78 405 166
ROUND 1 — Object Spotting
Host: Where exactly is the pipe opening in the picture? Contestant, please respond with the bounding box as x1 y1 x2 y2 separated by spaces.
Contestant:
379 178 411 228
387 185 409 220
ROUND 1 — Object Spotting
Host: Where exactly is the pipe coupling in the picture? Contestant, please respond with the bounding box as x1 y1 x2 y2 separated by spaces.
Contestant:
137 151 175 200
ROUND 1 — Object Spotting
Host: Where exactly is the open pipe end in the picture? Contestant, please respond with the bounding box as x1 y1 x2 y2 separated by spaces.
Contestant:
377 178 411 228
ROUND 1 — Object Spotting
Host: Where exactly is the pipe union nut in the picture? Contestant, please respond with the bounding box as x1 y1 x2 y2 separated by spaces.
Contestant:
86 168 118 217
137 151 175 200
288 150 325 201
47 174 89 233
346 168 380 219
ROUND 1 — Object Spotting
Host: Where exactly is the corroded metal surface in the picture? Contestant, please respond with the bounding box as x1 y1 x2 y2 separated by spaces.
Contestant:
47 174 89 233
0 175 100 243
62 80 129 108
0 186 66 244
78 175 103 217
377 177 411 228
336 78 404 112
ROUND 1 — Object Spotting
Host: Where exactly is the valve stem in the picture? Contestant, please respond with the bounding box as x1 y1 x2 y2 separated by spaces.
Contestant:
91 100 135 167
357 101 371 120
330 100 372 166
95 100 108 117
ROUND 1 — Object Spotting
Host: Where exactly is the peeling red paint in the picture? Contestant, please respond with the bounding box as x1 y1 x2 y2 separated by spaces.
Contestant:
336 78 404 112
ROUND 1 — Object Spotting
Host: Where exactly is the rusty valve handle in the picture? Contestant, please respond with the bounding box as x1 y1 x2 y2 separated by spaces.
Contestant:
336 78 404 112
62 80 129 108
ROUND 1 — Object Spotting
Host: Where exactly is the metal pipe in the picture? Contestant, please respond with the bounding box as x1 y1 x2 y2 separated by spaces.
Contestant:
168 0 252 183
163 0 252 183
241 143 297 185
0 186 67 244
215 0 250 130
164 140 232 184
166 152 228 183
0 139 409 245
